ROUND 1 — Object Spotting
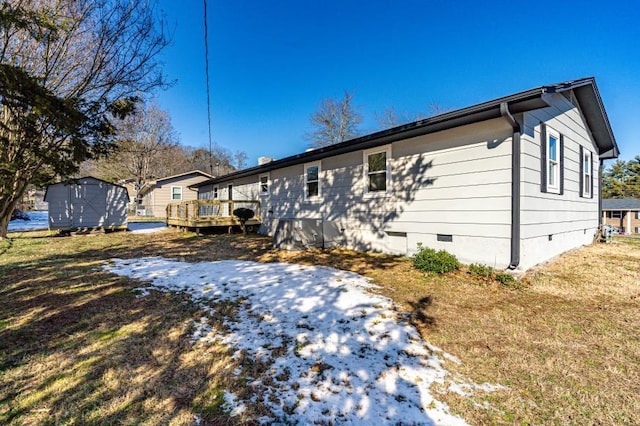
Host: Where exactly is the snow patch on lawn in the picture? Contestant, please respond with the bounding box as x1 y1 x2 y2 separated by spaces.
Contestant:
223 391 247 417
127 222 168 234
8 211 48 232
105 257 504 424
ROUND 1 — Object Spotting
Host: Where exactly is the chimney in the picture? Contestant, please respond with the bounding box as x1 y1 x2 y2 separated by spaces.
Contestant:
258 156 275 165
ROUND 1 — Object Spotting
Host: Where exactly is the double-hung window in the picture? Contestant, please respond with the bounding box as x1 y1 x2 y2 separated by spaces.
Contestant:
213 186 218 199
547 131 560 193
259 174 269 195
364 146 391 195
580 146 593 198
583 151 591 197
304 162 321 200
171 186 182 201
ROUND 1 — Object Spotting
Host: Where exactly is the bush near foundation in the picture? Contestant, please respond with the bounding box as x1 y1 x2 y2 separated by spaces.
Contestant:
412 243 460 274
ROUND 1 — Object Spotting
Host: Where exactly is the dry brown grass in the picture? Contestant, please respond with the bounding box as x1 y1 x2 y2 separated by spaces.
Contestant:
1 229 638 424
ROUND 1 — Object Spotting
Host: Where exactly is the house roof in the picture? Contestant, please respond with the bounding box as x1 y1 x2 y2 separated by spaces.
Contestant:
602 199 640 210
191 77 618 188
153 169 214 183
139 170 214 194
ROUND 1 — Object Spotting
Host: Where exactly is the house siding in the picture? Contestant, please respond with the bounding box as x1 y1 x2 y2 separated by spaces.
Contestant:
144 173 210 216
519 93 600 269
212 118 515 267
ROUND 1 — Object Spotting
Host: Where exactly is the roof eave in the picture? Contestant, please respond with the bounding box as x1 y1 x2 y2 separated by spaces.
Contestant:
191 89 549 187
191 78 618 187
565 79 619 159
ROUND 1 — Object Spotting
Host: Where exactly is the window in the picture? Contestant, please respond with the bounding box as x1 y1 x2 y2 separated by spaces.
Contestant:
213 186 218 199
541 124 564 194
304 162 320 200
611 211 622 219
171 186 182 201
364 146 391 195
580 146 593 198
583 151 591 196
546 131 560 192
259 174 269 195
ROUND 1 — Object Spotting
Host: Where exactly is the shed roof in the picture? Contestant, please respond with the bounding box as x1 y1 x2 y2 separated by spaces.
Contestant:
602 199 640 210
44 176 130 202
191 77 618 188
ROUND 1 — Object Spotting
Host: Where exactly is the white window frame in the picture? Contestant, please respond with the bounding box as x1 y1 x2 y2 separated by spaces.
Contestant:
582 149 591 197
259 173 270 196
546 130 560 194
304 162 321 201
171 186 183 201
363 145 391 197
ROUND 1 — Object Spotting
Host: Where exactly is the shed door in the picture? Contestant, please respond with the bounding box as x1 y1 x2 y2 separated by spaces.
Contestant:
70 183 107 227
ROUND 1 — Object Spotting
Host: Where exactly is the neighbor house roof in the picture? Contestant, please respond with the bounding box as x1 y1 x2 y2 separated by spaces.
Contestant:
602 199 640 210
191 77 618 188
140 170 214 194
153 169 214 183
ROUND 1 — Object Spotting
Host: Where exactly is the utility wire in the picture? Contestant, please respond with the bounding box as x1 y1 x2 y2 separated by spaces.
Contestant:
203 0 213 175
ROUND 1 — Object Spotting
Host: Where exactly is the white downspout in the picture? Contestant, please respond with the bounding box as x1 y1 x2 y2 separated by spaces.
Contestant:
627 210 632 235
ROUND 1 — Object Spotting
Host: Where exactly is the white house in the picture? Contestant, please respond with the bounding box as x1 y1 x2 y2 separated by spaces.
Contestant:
44 177 129 231
191 78 618 270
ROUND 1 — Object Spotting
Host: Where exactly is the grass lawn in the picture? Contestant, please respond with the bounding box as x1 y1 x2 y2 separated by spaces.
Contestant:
1 230 638 424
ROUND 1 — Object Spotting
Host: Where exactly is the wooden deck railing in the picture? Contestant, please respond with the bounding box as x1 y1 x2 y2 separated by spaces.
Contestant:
166 199 261 227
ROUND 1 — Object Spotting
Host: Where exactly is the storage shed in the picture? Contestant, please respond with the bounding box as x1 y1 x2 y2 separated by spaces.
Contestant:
44 177 129 231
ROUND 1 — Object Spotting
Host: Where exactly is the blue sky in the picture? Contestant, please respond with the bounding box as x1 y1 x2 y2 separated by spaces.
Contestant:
154 0 639 167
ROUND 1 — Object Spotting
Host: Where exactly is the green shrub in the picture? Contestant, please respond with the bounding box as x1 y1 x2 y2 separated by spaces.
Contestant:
412 243 460 274
468 263 495 280
495 272 518 287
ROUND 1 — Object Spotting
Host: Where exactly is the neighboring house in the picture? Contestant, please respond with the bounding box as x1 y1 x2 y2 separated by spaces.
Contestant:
44 177 129 231
116 178 138 212
602 199 640 234
191 78 618 270
137 170 214 217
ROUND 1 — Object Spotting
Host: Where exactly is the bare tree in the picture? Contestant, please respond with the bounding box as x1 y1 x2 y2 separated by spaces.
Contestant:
307 91 362 148
104 102 178 195
374 104 451 130
234 150 248 170
183 146 235 176
0 0 170 238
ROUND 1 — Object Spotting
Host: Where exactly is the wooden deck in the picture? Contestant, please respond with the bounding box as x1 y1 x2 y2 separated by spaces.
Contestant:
166 199 261 231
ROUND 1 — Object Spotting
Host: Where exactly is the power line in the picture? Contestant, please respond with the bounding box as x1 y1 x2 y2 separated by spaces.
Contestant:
203 0 213 175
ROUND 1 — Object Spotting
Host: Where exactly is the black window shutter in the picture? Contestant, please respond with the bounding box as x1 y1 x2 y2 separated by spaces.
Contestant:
559 134 565 195
540 123 547 193
590 151 594 199
579 145 584 197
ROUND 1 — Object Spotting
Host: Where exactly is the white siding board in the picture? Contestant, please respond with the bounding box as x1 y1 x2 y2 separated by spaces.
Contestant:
398 196 511 211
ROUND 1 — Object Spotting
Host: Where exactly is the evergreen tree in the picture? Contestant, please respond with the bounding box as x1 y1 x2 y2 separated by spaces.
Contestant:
602 156 640 198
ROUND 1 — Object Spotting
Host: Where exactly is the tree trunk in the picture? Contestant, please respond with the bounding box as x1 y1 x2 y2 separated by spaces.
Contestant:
0 198 19 240
0 179 30 240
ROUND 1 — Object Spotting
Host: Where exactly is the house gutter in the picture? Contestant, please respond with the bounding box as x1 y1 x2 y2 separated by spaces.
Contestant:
500 102 521 270
598 159 604 227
